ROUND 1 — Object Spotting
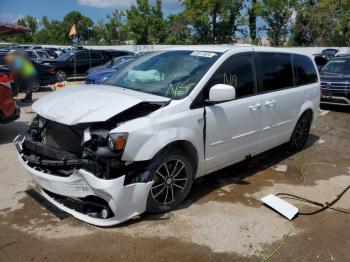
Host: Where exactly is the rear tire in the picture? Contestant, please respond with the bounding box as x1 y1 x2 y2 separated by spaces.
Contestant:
146 151 194 213
56 70 67 82
288 111 312 151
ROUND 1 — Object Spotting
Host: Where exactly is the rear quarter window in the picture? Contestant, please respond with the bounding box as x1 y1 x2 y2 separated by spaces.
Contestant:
255 52 293 92
293 54 318 85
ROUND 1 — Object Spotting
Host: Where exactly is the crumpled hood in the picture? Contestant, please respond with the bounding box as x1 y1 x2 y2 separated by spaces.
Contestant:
32 84 169 125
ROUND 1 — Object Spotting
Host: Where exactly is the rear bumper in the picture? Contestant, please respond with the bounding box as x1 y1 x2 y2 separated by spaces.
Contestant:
14 135 152 227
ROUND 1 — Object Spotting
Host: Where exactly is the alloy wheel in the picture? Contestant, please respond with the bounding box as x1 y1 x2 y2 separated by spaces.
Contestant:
56 71 66 82
294 117 309 148
151 159 188 205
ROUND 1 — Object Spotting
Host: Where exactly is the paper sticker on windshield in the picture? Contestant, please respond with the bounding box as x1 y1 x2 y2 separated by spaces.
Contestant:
190 51 217 58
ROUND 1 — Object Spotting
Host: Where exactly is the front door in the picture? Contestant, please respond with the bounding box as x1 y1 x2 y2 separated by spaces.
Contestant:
204 54 263 171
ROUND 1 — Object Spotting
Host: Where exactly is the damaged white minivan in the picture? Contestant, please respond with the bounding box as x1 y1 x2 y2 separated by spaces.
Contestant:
15 46 320 226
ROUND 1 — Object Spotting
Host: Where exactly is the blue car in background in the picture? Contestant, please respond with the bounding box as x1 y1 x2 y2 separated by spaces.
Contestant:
85 56 135 84
86 55 135 75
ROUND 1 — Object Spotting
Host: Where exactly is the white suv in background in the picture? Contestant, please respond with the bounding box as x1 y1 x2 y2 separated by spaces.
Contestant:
15 46 320 226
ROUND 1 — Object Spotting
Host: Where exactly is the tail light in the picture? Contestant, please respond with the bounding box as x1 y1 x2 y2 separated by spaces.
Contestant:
48 67 55 73
0 74 12 90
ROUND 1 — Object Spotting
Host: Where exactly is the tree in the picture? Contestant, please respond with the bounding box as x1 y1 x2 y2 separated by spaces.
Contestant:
258 0 296 46
35 17 66 44
125 0 152 44
182 0 243 44
292 0 350 46
92 19 107 44
104 10 126 44
148 0 166 44
62 11 94 44
248 0 258 43
7 15 39 43
124 0 168 44
331 1 350 46
164 13 191 44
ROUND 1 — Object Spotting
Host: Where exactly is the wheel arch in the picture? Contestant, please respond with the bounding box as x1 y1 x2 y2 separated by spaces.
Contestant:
296 101 315 126
152 140 199 174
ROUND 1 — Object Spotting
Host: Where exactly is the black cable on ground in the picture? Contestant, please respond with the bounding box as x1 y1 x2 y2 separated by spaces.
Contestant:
276 185 350 216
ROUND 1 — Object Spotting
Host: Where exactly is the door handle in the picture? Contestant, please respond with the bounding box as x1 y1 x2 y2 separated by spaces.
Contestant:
249 103 261 110
265 100 276 107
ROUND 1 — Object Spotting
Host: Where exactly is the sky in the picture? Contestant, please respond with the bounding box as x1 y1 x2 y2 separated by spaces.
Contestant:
0 0 184 23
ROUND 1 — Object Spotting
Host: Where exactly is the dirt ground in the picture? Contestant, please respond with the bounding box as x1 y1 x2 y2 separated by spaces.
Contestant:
0 89 349 262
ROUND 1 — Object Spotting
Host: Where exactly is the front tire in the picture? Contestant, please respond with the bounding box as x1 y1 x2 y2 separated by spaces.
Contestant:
146 152 194 213
288 111 312 151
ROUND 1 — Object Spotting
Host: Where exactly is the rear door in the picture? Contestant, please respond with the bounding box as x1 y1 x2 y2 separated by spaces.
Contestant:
70 52 90 75
254 52 302 150
90 51 104 68
204 53 263 170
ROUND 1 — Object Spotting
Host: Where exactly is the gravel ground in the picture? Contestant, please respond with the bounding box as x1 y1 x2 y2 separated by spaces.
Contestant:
0 89 349 262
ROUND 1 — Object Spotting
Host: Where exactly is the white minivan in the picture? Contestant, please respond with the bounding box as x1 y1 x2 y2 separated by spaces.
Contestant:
15 46 320 226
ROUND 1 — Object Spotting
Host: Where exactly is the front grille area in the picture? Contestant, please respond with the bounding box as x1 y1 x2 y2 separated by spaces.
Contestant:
321 81 350 92
43 120 84 155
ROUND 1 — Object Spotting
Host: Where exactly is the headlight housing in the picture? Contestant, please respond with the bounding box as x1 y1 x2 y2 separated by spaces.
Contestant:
108 133 128 151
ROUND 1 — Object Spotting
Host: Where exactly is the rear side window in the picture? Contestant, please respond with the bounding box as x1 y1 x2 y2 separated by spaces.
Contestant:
293 54 318 85
206 54 255 99
75 52 89 60
255 53 293 92
90 52 103 60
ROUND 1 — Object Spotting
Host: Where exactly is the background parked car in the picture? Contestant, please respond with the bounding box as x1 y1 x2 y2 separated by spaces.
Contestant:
87 55 135 74
0 73 20 124
24 49 52 61
320 56 350 106
104 49 134 58
321 48 339 58
85 56 135 84
314 55 329 71
42 48 59 58
47 49 112 81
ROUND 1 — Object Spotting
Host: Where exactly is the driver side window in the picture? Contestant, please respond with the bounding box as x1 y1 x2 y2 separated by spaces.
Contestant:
205 54 255 99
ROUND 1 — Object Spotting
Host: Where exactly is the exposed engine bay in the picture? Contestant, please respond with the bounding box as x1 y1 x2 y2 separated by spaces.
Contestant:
21 102 165 180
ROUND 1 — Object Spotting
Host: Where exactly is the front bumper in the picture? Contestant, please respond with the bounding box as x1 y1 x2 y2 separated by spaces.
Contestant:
14 136 152 227
320 95 350 106
321 88 350 106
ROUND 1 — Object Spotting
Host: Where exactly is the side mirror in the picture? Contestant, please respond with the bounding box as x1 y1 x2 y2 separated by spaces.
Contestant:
208 84 236 103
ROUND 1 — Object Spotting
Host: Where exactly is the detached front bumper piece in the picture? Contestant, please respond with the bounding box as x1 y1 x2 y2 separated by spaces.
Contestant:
14 135 152 227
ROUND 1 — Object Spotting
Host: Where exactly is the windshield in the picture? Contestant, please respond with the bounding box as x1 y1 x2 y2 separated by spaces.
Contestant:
111 58 134 70
322 59 350 75
104 50 220 99
57 52 73 61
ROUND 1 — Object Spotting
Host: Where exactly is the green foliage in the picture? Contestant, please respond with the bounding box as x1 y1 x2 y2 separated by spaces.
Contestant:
164 13 191 44
182 0 244 43
292 0 350 47
2 0 350 46
125 0 167 44
258 0 296 47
